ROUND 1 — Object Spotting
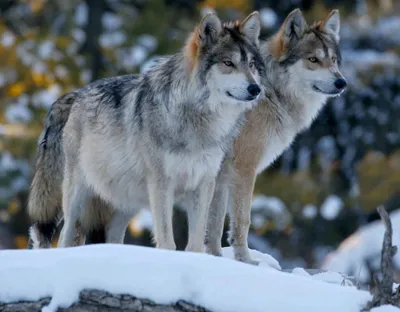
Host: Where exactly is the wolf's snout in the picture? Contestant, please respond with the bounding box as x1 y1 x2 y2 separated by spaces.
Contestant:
247 84 261 97
334 78 347 90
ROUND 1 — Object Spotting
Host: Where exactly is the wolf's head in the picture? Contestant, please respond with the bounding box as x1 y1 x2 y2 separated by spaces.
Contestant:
268 9 346 98
185 12 265 108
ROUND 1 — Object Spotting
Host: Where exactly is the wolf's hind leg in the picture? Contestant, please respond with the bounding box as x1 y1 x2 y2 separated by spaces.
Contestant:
106 210 132 244
228 168 259 265
57 170 91 248
205 160 233 256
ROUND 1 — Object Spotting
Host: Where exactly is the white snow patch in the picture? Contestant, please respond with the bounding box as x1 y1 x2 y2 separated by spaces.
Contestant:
102 13 123 30
303 204 318 219
74 3 88 26
1 31 15 47
260 8 278 28
0 245 371 312
32 85 61 109
130 45 148 66
137 34 158 51
322 209 400 283
251 195 291 230
221 247 281 270
99 31 126 48
38 40 55 60
129 209 153 233
5 97 32 123
320 195 343 220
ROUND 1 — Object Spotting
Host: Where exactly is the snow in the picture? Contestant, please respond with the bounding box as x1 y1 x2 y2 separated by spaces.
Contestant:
259 8 278 29
221 247 281 270
129 208 153 233
1 31 15 47
251 195 291 231
320 195 344 220
322 209 400 284
74 2 88 26
0 244 372 312
302 204 318 219
5 97 32 124
102 13 123 31
32 85 62 109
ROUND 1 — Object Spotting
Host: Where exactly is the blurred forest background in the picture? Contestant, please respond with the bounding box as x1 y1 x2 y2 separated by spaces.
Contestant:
0 0 399 287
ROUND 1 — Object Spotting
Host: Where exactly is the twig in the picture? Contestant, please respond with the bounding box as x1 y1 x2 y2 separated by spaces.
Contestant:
362 206 400 311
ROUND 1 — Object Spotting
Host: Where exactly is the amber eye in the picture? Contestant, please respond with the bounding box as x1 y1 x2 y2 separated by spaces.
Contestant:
332 56 337 63
308 57 318 63
223 60 234 67
249 60 255 68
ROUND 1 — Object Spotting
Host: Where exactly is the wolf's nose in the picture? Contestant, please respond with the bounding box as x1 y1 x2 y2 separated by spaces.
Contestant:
247 84 261 97
334 78 347 90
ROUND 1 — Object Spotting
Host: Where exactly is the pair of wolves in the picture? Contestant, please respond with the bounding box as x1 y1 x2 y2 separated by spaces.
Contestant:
27 8 347 264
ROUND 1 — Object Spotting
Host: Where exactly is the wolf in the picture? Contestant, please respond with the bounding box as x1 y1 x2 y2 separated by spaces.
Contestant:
204 9 347 264
30 12 265 251
27 89 116 248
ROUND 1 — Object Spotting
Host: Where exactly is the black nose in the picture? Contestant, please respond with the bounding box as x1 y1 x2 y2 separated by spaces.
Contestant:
247 83 261 97
334 78 347 90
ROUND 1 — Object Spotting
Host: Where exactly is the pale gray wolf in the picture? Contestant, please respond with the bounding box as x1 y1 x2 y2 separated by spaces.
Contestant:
204 9 347 264
27 90 114 248
28 12 265 251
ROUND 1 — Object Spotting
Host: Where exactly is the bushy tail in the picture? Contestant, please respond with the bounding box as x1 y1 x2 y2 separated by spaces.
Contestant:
27 92 77 249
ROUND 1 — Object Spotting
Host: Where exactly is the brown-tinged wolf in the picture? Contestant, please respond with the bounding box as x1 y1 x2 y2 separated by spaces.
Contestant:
28 12 265 251
205 9 347 264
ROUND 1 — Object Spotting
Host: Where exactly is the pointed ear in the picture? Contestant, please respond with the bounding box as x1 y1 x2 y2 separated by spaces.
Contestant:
240 11 261 46
320 10 340 41
281 9 307 47
198 13 223 47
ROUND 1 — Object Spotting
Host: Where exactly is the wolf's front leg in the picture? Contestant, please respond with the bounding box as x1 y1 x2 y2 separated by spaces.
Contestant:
229 168 259 265
147 172 176 250
186 178 216 253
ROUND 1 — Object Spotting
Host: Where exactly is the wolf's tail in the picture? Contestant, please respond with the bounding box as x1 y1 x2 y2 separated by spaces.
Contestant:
27 92 77 249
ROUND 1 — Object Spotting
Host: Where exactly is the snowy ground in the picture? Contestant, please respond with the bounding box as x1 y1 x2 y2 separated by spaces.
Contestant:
322 209 400 284
0 244 396 312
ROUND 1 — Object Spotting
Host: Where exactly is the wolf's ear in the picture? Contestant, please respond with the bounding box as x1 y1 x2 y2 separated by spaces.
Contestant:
320 10 340 41
198 13 223 47
281 9 307 47
240 11 261 46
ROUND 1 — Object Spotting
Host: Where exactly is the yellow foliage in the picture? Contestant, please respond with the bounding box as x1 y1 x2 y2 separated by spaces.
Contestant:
128 217 143 237
202 0 249 10
8 199 20 215
7 82 26 97
15 235 29 249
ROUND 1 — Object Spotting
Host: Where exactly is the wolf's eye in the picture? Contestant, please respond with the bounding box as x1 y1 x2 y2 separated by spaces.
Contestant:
223 60 234 67
308 57 318 63
249 60 255 68
332 57 337 63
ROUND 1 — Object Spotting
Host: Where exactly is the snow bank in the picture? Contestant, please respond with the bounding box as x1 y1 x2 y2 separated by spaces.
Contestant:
322 209 400 283
0 244 372 312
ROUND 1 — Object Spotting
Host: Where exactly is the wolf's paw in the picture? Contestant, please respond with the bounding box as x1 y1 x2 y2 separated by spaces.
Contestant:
234 247 259 266
205 244 223 257
236 255 260 266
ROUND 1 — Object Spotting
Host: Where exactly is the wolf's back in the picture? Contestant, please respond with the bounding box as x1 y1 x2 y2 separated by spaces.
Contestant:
27 91 77 248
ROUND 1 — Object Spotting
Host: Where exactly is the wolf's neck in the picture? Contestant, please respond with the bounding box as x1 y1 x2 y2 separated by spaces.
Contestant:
260 42 327 130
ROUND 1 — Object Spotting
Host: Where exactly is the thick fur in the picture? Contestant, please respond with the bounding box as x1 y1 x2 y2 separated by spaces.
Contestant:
57 12 265 252
205 9 347 264
27 88 118 248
